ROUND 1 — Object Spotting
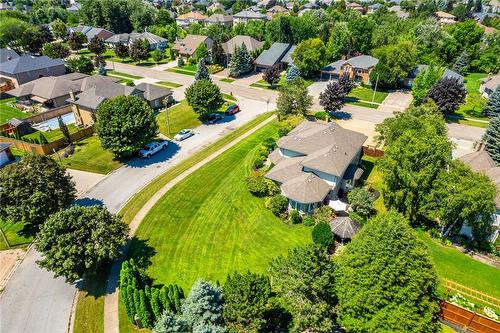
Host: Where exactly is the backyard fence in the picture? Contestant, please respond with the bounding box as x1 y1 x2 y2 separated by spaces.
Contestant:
363 145 384 158
440 301 500 333
443 279 500 310
0 127 93 155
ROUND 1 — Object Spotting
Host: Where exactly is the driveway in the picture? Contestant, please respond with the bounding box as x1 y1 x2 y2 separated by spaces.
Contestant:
377 90 413 113
0 97 273 333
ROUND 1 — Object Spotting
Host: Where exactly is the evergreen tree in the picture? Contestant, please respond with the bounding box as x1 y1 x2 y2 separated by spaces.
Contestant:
483 88 500 117
58 115 71 144
319 81 345 113
229 43 253 77
453 50 469 75
181 280 225 331
195 59 211 81
483 115 500 164
285 65 301 82
212 42 225 66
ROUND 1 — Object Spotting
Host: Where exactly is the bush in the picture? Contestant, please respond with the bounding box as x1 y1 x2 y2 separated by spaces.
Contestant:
312 223 333 247
302 215 315 226
277 125 291 137
208 64 224 74
313 205 333 224
252 156 265 170
348 211 366 225
177 57 184 67
314 111 328 121
262 137 276 150
246 172 279 197
266 194 288 216
347 188 374 219
289 209 301 224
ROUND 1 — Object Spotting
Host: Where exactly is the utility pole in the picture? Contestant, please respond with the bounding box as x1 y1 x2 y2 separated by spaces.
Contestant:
372 73 379 104
163 98 171 136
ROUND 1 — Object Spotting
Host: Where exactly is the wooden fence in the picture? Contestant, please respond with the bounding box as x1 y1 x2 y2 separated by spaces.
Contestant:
440 301 500 333
0 127 93 155
363 145 384 158
443 279 500 310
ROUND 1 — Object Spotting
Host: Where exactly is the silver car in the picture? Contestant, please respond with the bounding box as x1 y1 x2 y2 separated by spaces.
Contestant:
174 129 195 141
139 140 169 158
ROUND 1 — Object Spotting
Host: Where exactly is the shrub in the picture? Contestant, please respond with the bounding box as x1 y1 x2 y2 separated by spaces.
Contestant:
208 64 224 74
252 156 265 170
277 125 291 137
302 215 315 226
266 194 288 216
348 188 375 219
312 223 333 247
313 205 333 224
348 211 366 225
289 209 301 224
262 137 276 150
177 57 184 67
246 172 279 197
314 111 328 121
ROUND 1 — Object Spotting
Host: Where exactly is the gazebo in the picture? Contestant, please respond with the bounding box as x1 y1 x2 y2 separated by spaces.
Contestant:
330 216 361 243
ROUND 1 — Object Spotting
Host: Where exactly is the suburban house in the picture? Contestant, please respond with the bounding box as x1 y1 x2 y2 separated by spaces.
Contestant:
389 5 409 19
208 2 225 12
70 81 171 126
68 25 114 41
266 121 367 214
367 3 381 13
105 32 167 50
0 143 15 168
205 13 233 26
347 2 364 13
403 65 464 88
320 55 379 85
266 5 288 18
221 35 263 66
172 35 214 59
255 42 295 71
0 55 65 88
233 10 267 24
66 2 82 12
7 73 116 111
480 74 499 98
434 11 456 24
459 150 500 242
175 11 207 26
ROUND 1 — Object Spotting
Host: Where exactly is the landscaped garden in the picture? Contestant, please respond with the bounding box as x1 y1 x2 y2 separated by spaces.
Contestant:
78 48 173 67
455 72 488 120
128 120 311 290
0 97 30 124
56 135 123 174
345 86 389 109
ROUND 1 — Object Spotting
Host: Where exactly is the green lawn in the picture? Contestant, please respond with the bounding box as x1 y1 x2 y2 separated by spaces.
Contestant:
80 48 173 67
454 73 488 120
361 156 386 214
347 100 379 109
73 269 108 333
0 220 32 250
106 70 143 80
0 97 30 124
346 87 389 104
250 76 314 90
156 100 202 139
23 124 79 143
128 119 311 291
416 230 500 299
155 81 182 88
57 135 123 174
220 78 235 83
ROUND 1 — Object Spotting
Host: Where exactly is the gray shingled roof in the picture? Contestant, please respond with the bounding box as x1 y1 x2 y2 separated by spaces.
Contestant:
255 42 291 67
8 76 82 99
221 35 264 55
71 82 137 110
281 173 331 204
266 156 306 184
0 56 64 75
322 55 379 72
330 216 360 239
233 10 267 19
0 48 19 63
206 14 233 24
134 83 172 101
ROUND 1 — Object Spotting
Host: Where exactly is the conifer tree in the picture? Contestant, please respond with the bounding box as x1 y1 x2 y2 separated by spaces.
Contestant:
483 89 500 118
58 115 71 144
483 115 500 164
195 59 210 81
453 50 469 75
286 65 301 82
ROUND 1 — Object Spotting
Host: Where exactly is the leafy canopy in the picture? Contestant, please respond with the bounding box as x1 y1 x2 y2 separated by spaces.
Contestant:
185 79 224 119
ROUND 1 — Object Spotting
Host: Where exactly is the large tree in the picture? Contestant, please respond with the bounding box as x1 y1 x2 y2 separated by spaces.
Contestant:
411 66 443 106
51 19 67 40
427 161 496 243
378 106 452 223
0 155 75 230
185 79 224 119
276 78 313 119
114 42 129 60
319 81 345 113
262 65 280 88
88 36 106 55
335 211 441 333
95 95 158 158
427 77 467 114
229 43 253 77
68 32 88 51
42 42 70 59
66 56 95 75
129 39 150 62
36 205 128 282
223 272 271 332
483 115 500 164
291 38 327 77
268 244 336 332
181 280 225 332
482 88 500 118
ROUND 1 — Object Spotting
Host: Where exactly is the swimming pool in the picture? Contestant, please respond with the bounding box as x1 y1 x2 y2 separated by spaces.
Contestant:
33 112 76 132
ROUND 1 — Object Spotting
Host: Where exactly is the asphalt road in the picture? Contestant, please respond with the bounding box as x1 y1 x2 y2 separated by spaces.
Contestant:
0 97 272 333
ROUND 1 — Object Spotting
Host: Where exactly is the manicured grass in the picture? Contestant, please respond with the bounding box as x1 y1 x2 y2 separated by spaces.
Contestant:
454 73 488 120
166 68 196 76
118 78 134 86
57 135 123 174
156 100 202 139
416 230 500 299
0 97 30 124
80 48 173 67
73 269 108 333
347 100 379 109
361 156 386 214
441 323 457 332
22 124 79 143
156 81 182 88
128 120 311 291
0 220 32 250
347 86 389 104
220 78 235 83
222 93 237 102
445 116 489 128
106 70 142 80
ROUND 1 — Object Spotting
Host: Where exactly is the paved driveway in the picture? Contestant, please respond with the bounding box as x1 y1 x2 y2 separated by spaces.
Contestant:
0 97 273 333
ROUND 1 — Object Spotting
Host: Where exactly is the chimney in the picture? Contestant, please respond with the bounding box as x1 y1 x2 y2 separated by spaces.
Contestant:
69 90 75 101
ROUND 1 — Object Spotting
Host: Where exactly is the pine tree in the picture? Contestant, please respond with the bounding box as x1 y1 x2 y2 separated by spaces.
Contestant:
319 81 345 113
286 65 301 82
483 115 500 164
139 289 154 328
212 42 225 66
229 43 253 77
239 43 253 74
453 51 469 75
483 89 500 117
195 59 211 81
58 116 71 144
133 289 141 325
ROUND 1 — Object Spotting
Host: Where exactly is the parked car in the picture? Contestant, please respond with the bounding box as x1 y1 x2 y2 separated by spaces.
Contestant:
174 129 195 141
206 113 223 124
225 104 240 115
139 140 169 158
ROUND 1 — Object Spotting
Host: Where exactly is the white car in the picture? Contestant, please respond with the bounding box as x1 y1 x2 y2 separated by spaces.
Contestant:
174 129 194 141
139 140 169 158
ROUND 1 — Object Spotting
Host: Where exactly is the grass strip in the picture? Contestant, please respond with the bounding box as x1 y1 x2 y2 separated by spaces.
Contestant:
220 78 235 83
107 70 143 80
156 81 182 88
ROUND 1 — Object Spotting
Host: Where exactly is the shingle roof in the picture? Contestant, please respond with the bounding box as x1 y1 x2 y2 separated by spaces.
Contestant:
233 10 267 19
255 42 291 67
221 35 263 55
481 75 500 92
172 35 213 55
71 81 136 110
129 32 167 45
281 45 296 64
322 55 379 72
266 156 306 183
8 76 82 99
205 13 233 24
176 11 207 20
330 216 360 239
0 56 64 75
435 11 456 18
281 173 331 204
0 48 19 63
134 83 172 101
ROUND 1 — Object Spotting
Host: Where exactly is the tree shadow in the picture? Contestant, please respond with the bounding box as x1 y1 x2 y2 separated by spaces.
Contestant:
75 265 111 298
73 197 105 207
126 236 156 271
264 303 293 333
330 111 352 120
